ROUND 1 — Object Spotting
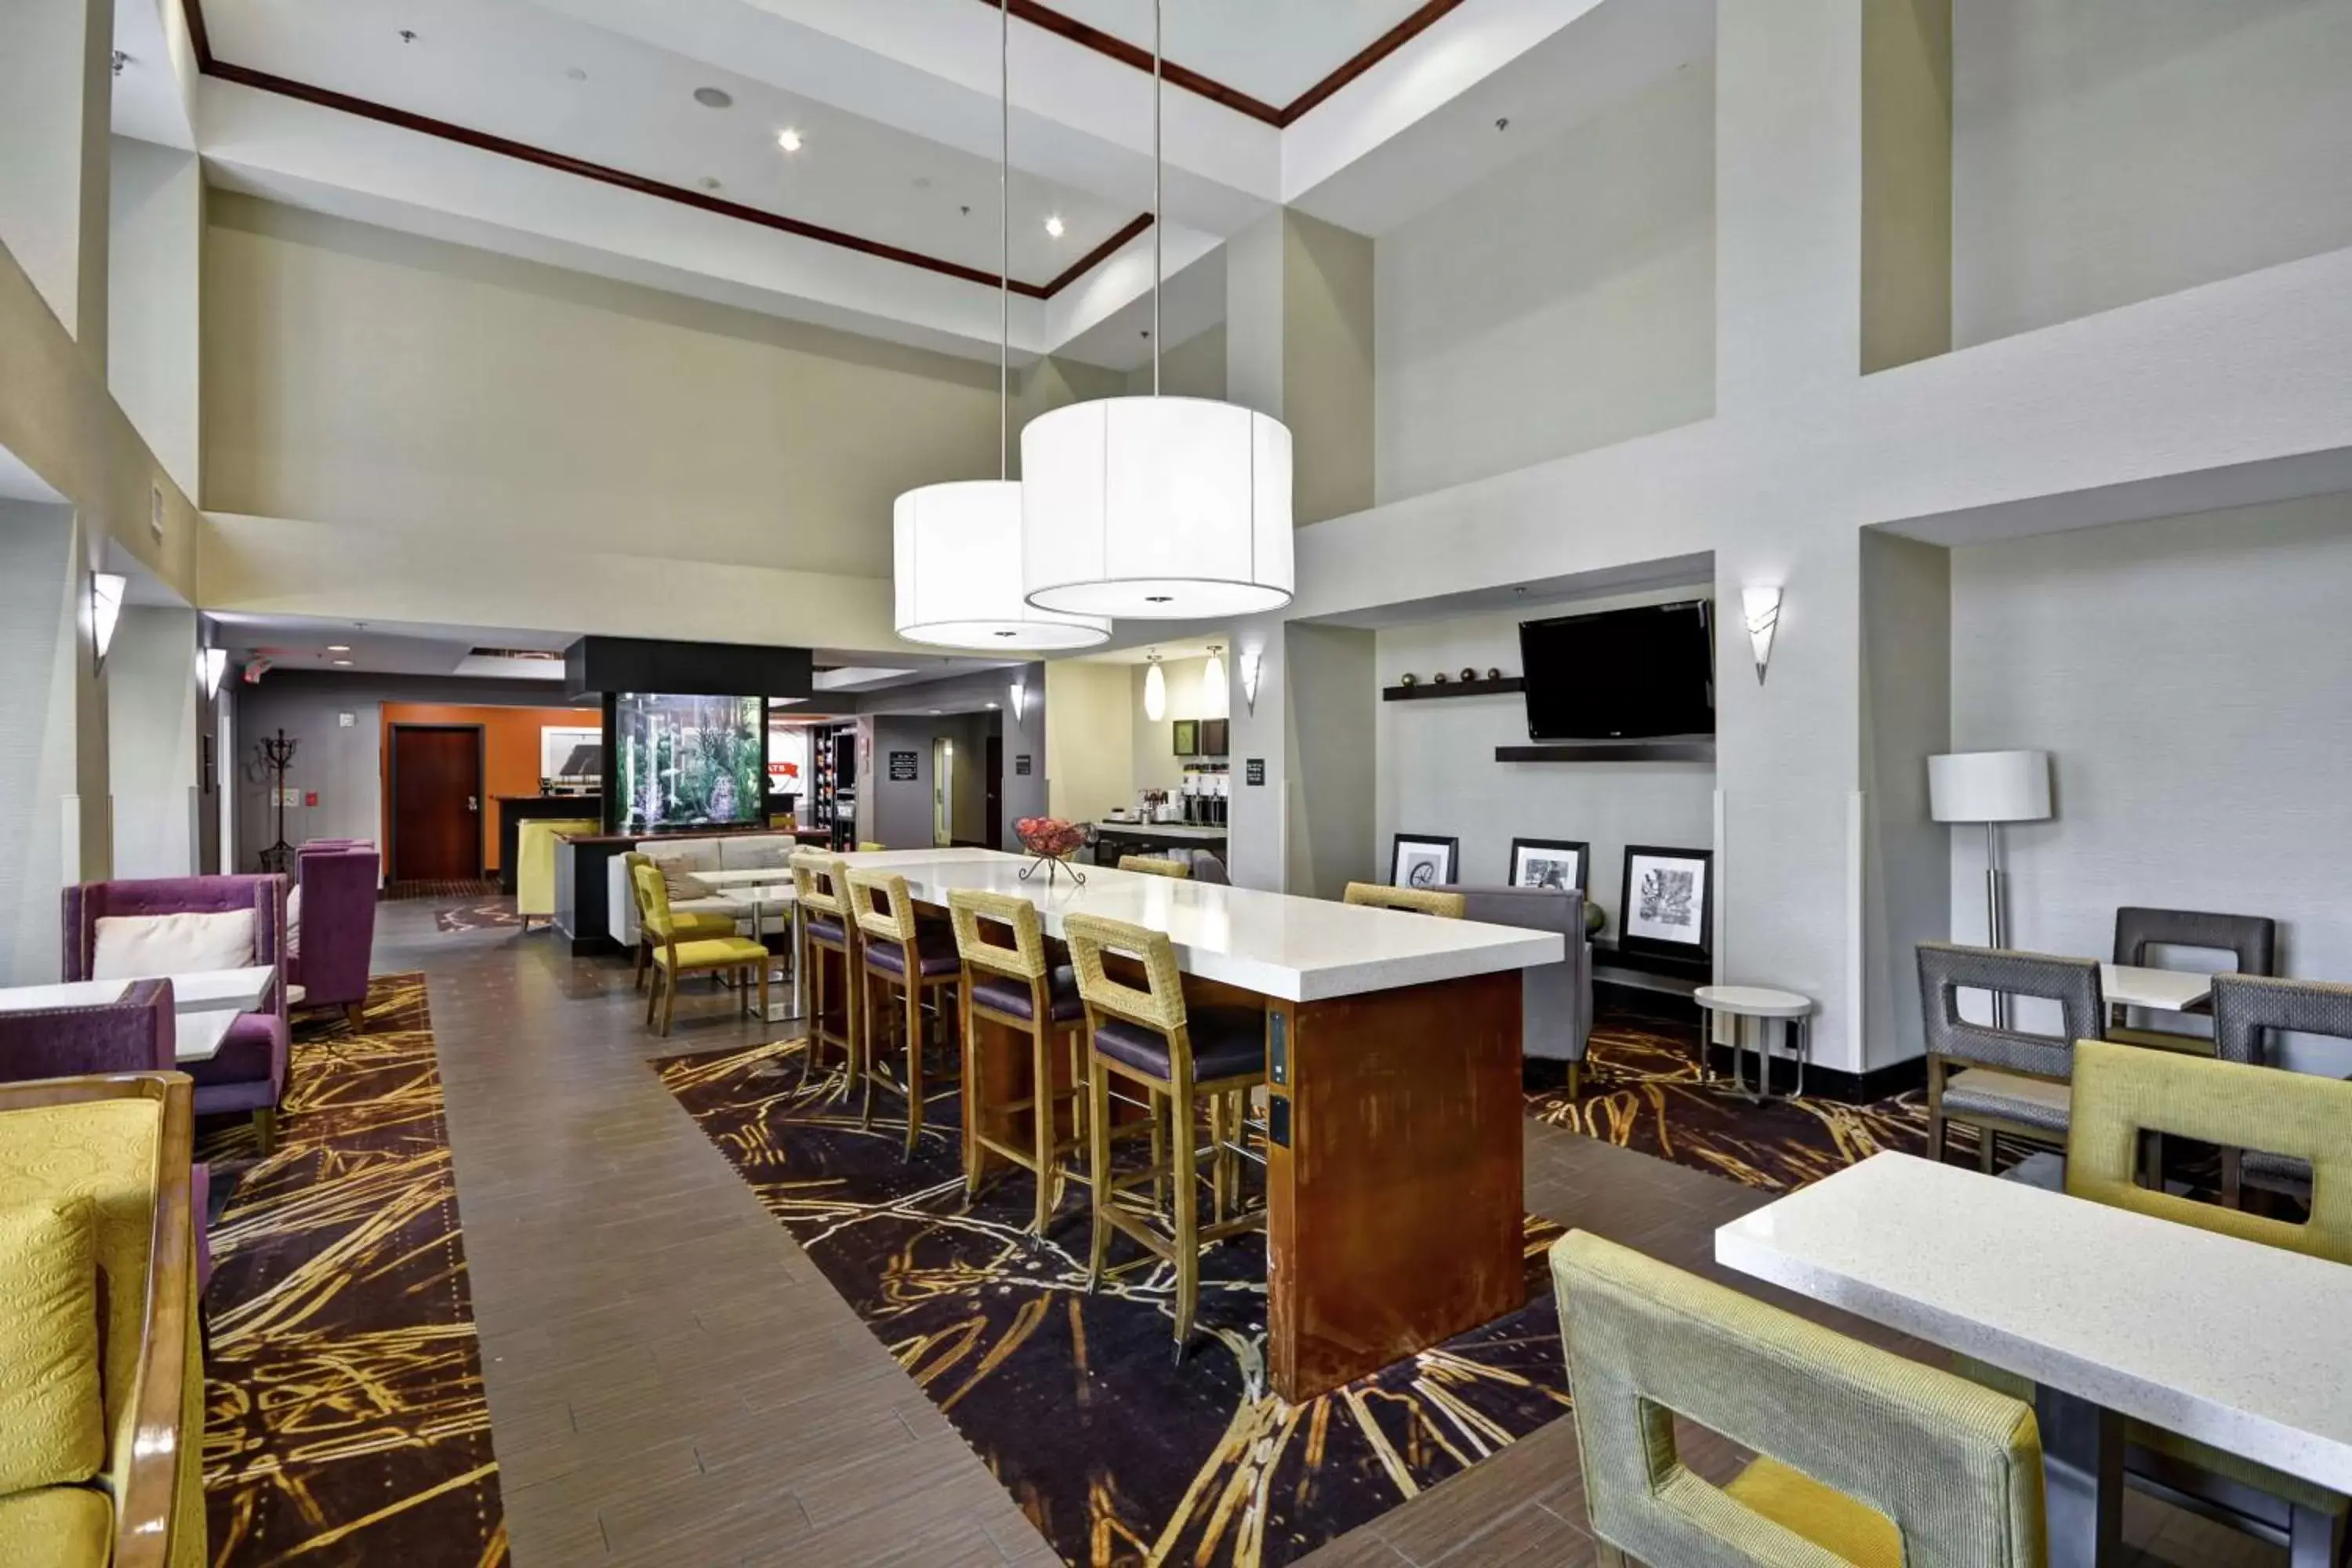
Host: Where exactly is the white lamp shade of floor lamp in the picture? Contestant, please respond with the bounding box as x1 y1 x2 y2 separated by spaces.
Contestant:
1928 750 2052 823
1021 396 1294 619
894 481 1110 650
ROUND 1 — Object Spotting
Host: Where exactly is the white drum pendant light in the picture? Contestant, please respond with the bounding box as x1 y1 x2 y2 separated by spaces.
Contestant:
892 1 1109 652
1020 0 1294 620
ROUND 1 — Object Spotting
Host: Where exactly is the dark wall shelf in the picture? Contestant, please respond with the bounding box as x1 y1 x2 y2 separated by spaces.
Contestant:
1382 677 1523 702
1495 740 1715 764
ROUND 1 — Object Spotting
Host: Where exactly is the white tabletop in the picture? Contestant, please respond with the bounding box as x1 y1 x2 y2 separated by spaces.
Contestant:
1695 985 1812 1018
0 966 272 1016
2101 963 2216 1013
1716 1152 2352 1494
836 848 1560 1003
688 866 801 887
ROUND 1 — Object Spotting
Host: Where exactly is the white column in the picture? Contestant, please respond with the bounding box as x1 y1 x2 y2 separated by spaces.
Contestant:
107 137 204 498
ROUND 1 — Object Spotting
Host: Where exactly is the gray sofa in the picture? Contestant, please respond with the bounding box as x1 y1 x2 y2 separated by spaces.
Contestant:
1436 884 1594 1082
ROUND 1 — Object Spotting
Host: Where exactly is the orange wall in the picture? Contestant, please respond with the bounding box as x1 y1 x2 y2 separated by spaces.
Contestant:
381 704 602 872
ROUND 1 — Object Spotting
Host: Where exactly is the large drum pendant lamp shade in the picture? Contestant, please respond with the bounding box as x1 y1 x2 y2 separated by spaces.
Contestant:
894 481 1110 649
1021 396 1294 619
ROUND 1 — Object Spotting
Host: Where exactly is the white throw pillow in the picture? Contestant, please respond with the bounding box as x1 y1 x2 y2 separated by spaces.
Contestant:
90 909 257 979
286 885 303 959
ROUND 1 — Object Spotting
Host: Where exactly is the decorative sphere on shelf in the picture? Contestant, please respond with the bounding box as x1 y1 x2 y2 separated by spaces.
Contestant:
1461 667 1478 683
1399 673 1417 688
1486 667 1503 681
1432 670 1449 684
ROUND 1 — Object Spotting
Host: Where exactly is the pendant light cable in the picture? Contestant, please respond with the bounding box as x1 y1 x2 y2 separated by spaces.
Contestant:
1152 0 1162 397
1000 0 1011 477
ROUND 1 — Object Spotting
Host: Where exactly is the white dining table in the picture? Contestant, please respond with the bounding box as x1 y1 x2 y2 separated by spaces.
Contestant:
2100 962 2218 1013
702 884 799 1022
0 965 275 1064
1716 1151 2352 1566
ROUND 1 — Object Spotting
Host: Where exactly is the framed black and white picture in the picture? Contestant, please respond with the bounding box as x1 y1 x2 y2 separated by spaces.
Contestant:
1508 837 1588 893
1389 833 1460 890
1617 844 1713 960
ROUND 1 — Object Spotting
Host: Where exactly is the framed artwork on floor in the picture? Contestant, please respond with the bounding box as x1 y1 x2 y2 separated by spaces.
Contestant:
1618 844 1713 960
1508 837 1588 893
1389 833 1460 890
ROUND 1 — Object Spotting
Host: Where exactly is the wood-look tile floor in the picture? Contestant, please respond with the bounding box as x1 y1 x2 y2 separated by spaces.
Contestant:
379 903 2285 1567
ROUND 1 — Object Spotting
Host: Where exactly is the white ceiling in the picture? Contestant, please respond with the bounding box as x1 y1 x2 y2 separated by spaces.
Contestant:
114 0 1661 365
207 612 573 681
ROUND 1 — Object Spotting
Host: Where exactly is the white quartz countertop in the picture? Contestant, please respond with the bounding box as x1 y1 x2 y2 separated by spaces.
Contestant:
1716 1151 2352 1494
836 849 1559 1002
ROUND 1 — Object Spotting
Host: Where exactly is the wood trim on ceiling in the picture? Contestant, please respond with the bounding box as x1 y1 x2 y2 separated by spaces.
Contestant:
987 0 1471 128
178 0 1148 301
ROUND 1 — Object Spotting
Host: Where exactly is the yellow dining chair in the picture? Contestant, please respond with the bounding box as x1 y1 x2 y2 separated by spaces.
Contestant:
622 851 737 993
857 841 885 853
515 817 597 932
1117 855 1189 879
1341 882 1467 919
1554 1229 2046 1568
633 861 771 1036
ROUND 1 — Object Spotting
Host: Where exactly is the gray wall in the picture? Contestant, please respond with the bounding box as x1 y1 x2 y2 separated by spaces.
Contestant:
855 662 1044 851
230 671 572 873
1951 492 2352 1071
1859 530 1952 1069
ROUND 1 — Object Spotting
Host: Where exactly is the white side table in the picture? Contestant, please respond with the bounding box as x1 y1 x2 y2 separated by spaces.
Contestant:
1695 985 1814 1100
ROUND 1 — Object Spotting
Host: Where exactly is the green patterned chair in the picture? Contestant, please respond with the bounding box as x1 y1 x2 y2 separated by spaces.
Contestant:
1552 1229 2046 1567
1973 1040 2352 1566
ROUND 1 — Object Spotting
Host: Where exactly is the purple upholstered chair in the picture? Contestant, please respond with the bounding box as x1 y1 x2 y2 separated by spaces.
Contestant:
291 844 379 1029
0 988 216 1291
63 875 292 1152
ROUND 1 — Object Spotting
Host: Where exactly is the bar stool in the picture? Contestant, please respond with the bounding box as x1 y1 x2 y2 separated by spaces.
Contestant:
1118 855 1190 878
1065 913 1267 1357
790 850 858 1094
848 868 960 1156
948 889 1092 1236
1341 882 1467 918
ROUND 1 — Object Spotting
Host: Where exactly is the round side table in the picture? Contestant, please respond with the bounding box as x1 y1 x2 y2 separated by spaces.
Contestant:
1694 985 1814 1101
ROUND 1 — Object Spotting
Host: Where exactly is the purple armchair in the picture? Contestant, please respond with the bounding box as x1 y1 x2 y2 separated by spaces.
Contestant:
64 875 292 1152
0 989 217 1292
291 844 379 1029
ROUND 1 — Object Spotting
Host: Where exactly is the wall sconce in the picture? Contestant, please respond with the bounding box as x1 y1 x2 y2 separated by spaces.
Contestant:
1008 678 1027 722
199 646 228 699
1740 584 1782 684
1240 647 1262 714
91 572 126 670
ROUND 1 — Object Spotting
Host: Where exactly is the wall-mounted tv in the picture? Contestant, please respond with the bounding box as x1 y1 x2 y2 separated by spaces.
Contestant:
1518 601 1714 741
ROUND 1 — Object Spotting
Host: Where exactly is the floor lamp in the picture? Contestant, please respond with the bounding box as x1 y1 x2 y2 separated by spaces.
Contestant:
1929 750 2052 1028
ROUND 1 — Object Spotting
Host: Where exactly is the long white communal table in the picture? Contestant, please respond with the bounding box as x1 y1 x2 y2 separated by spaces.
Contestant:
0 965 274 1064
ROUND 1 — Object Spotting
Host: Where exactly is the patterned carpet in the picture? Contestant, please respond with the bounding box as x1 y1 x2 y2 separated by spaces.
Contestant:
1523 1000 1939 1190
198 975 507 1566
657 1040 1572 1568
384 878 502 901
434 898 522 934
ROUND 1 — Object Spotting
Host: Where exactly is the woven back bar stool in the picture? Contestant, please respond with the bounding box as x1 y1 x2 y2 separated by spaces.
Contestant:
1341 882 1468 919
848 868 960 1156
790 851 858 1094
1117 855 1190 879
948 889 1094 1237
1064 913 1268 1359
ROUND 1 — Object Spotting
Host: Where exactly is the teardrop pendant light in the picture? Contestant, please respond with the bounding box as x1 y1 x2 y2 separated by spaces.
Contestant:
1019 0 1295 620
892 1 1109 651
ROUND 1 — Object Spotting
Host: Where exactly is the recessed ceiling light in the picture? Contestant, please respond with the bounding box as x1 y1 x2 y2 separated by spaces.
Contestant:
565 67 587 82
699 176 723 191
1044 215 1065 238
326 644 350 652
776 127 803 154
693 86 733 109
332 659 354 666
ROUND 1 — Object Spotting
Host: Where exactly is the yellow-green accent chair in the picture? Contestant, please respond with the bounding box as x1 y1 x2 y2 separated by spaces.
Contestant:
1116 855 1189 879
1552 1229 2045 1568
632 862 771 1037
1341 882 1466 919
1973 1040 2352 1564
0 1074 206 1568
621 851 736 993
514 818 597 933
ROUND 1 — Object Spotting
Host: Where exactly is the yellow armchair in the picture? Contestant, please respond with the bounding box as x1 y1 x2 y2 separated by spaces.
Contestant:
514 818 598 932
0 1074 205 1568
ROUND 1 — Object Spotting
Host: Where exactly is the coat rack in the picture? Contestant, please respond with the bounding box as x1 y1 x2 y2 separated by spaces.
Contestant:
257 728 299 874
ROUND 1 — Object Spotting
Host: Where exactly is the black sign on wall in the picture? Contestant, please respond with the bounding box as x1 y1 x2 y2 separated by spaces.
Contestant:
887 751 919 782
1014 754 1033 776
1245 758 1266 786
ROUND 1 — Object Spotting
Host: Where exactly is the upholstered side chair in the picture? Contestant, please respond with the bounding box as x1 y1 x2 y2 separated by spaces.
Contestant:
1916 942 2103 1171
2212 973 2352 1208
1553 1229 2046 1567
2109 906 2278 1055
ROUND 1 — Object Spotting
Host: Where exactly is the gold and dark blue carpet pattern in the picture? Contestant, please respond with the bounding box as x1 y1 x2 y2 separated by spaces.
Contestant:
657 1039 1573 1568
198 975 507 1566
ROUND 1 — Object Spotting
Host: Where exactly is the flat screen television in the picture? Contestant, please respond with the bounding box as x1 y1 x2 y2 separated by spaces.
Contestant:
1518 600 1714 741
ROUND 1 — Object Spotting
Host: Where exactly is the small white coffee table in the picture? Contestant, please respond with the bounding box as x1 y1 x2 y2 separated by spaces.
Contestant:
1694 984 1813 1100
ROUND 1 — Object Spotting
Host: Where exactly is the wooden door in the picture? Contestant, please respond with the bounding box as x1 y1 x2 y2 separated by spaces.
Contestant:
984 733 1003 851
390 726 482 882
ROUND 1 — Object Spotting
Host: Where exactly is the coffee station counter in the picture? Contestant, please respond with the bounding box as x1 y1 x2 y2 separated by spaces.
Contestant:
1089 820 1229 863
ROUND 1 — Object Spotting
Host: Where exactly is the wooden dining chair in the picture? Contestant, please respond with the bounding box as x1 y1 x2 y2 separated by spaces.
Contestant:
632 862 770 1036
845 869 960 1156
1064 913 1265 1359
1555 1229 2045 1568
949 889 1093 1238
1117 855 1189 879
622 851 738 993
789 851 858 1094
1342 882 1467 919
